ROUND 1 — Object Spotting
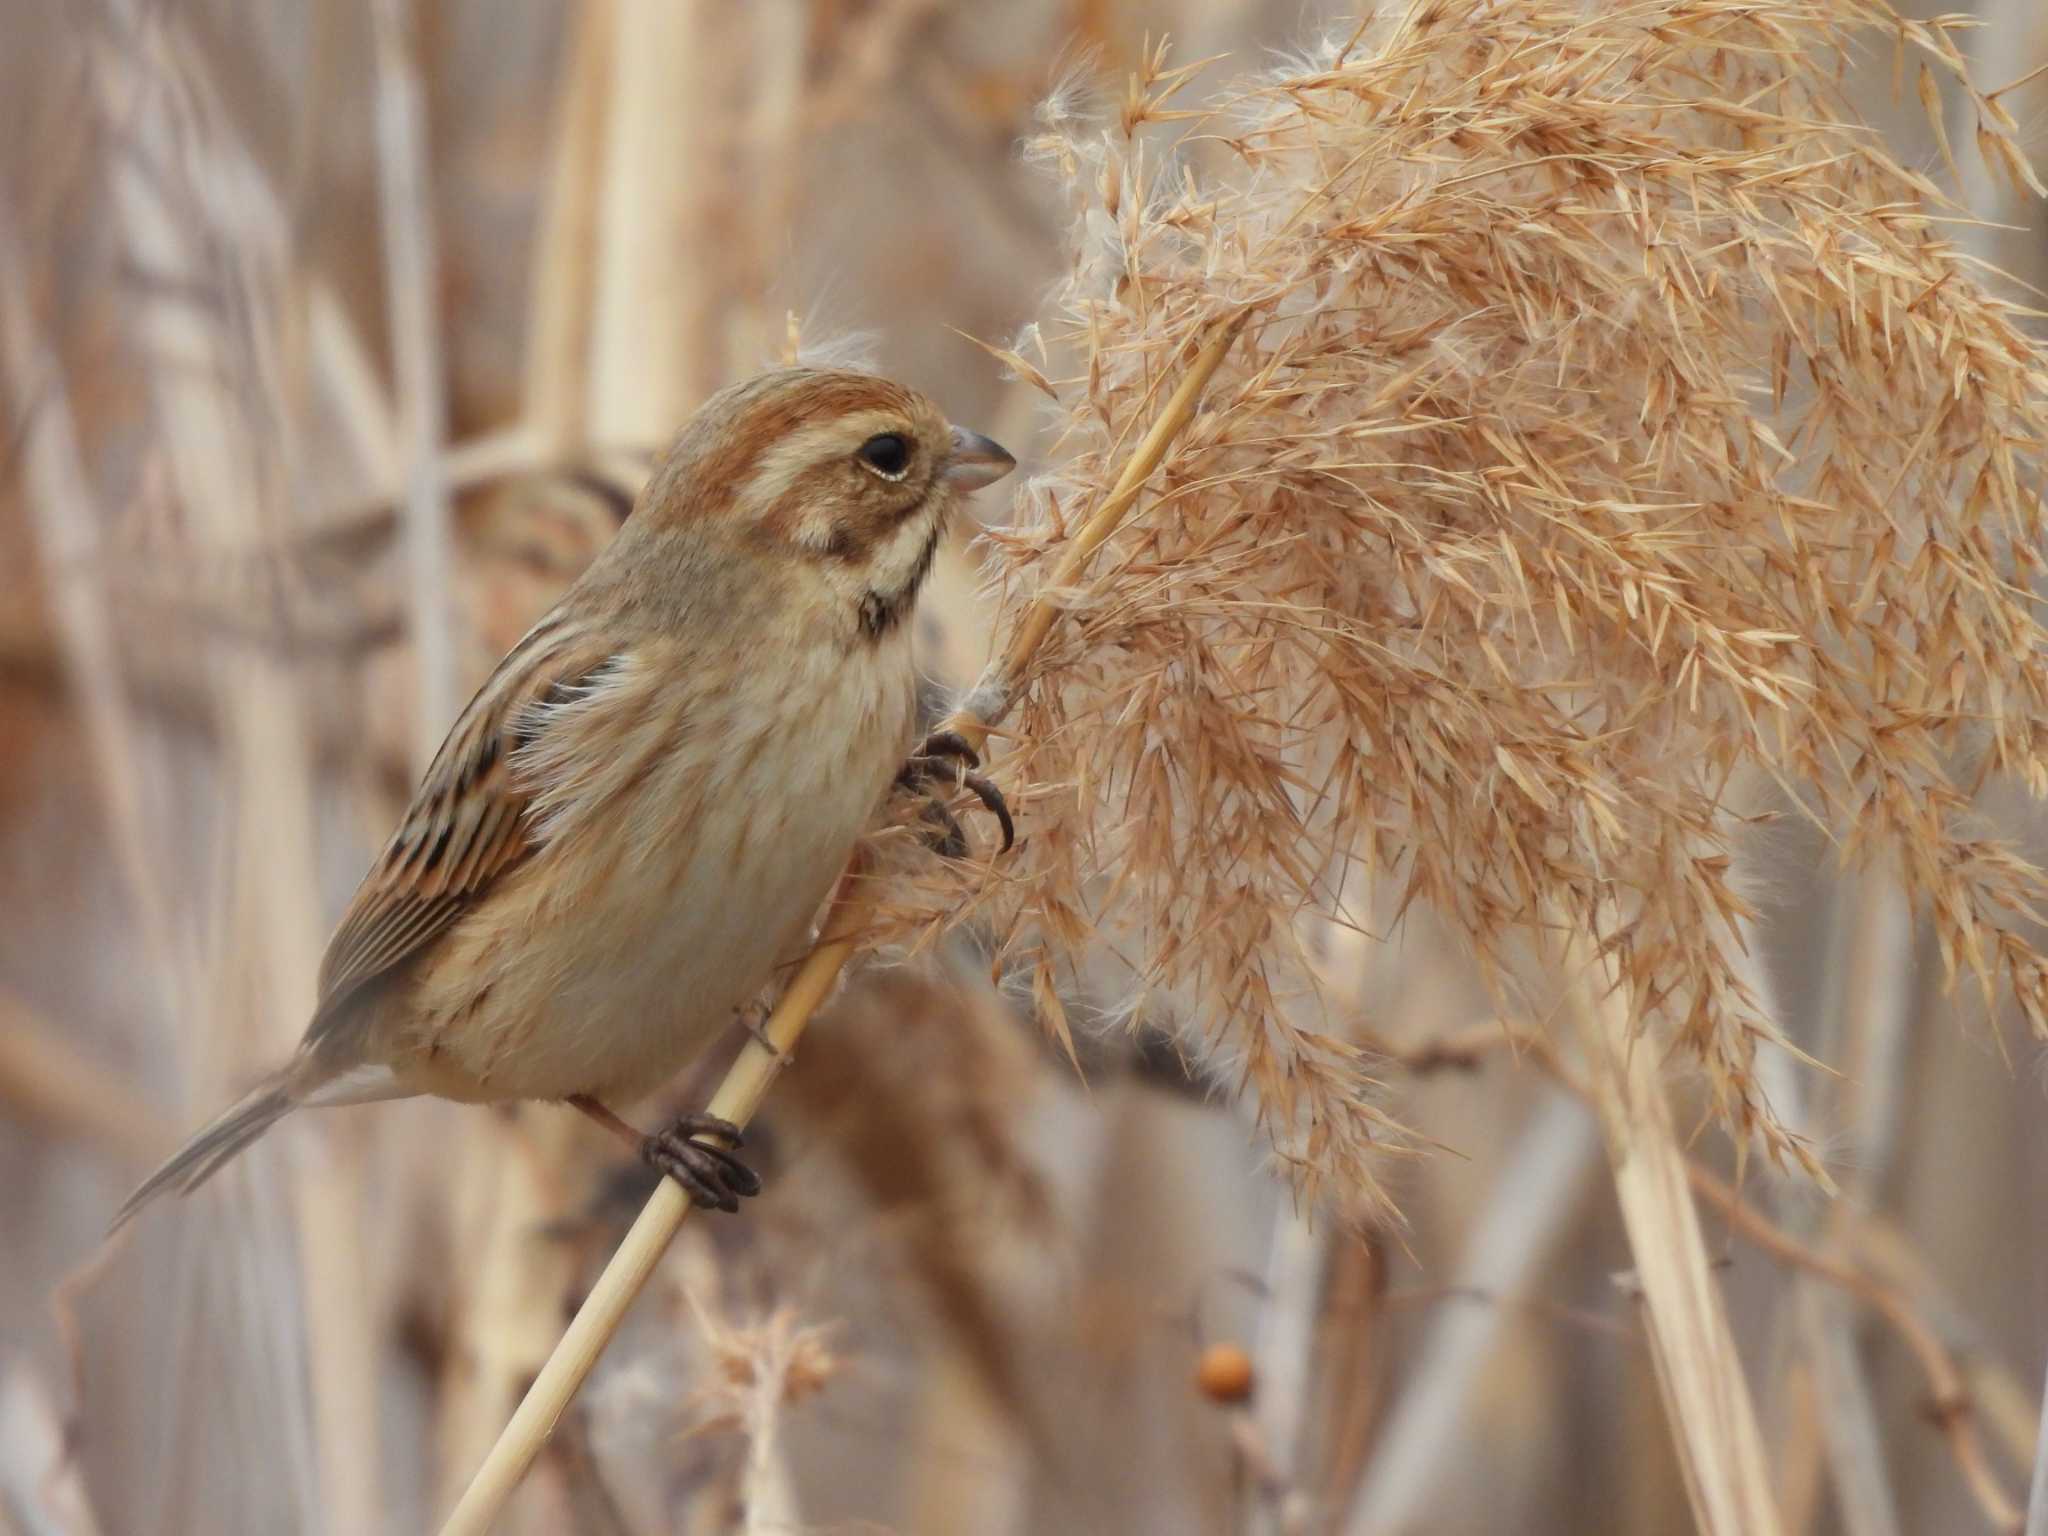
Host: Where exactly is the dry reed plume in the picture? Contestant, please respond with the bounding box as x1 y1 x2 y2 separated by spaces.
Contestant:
890 0 2048 1208
15 3 2048 1530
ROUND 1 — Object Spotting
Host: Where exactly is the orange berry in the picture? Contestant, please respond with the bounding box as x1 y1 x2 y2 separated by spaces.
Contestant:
1196 1342 1255 1403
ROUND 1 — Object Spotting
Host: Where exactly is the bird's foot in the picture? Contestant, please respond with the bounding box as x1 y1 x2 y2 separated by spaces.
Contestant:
896 729 1014 857
640 1113 761 1214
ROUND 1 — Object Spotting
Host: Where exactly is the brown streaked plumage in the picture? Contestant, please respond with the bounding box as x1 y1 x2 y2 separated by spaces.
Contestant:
118 368 1014 1224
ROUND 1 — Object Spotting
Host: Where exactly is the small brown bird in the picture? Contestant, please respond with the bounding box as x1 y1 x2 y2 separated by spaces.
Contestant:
118 369 1014 1225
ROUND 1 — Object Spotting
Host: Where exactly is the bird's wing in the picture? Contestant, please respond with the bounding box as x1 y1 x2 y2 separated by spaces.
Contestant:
305 616 620 1047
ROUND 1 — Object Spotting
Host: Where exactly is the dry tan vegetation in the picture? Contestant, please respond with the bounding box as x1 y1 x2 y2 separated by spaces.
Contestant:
893 1 2048 1205
6 2 2048 1534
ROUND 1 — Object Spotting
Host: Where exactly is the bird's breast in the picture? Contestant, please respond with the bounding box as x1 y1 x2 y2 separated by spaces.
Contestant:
398 630 917 1103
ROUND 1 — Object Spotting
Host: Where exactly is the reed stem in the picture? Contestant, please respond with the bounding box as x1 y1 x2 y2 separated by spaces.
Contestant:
1556 922 1784 1536
437 309 1248 1534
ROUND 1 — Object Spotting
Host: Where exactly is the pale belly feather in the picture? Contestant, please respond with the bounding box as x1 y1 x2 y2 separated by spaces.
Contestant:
386 633 915 1105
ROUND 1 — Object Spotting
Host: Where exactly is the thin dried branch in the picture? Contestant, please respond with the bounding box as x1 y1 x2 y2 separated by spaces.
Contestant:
437 880 862 1536
1690 1164 2023 1534
1386 1016 2026 1530
1339 1090 1600 1535
437 310 1248 1534
0 991 175 1164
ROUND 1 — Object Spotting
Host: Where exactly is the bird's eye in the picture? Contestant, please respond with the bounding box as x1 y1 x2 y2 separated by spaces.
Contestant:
857 433 911 480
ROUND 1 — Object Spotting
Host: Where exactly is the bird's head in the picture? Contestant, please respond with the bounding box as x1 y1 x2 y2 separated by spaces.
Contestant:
628 368 1014 641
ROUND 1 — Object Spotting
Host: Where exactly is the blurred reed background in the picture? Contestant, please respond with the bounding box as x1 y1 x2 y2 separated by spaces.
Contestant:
3 2 2047 1534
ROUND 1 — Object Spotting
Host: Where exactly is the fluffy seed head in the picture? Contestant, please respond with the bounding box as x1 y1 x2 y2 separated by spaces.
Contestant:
882 4 2048 1214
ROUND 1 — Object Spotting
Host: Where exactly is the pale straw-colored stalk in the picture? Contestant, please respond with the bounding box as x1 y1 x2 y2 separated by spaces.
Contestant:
1794 874 1916 1536
431 1 774 1508
1556 920 1784 1536
520 0 613 458
0 227 179 1000
588 0 731 440
1340 1088 1601 1535
2027 1363 2048 1536
94 10 370 1527
370 0 457 769
1802 1282 1903 1536
0 1366 108 1536
436 310 1249 1535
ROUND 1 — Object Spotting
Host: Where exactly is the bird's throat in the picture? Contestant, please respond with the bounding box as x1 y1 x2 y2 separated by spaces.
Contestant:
857 522 943 641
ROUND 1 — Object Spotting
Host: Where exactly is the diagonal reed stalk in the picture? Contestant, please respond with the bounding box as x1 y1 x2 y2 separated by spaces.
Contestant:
436 309 1249 1535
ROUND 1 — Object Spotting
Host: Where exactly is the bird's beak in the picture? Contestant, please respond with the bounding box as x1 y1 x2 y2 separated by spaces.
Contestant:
941 425 1016 491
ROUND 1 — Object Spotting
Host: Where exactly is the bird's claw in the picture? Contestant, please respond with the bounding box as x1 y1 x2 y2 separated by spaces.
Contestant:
640 1112 761 1213
916 729 982 771
896 731 1015 856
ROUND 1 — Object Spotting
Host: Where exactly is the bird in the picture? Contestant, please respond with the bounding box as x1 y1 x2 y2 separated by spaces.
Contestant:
116 368 1015 1226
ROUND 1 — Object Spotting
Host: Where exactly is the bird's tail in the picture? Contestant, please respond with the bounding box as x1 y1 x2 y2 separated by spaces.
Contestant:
112 1074 297 1232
